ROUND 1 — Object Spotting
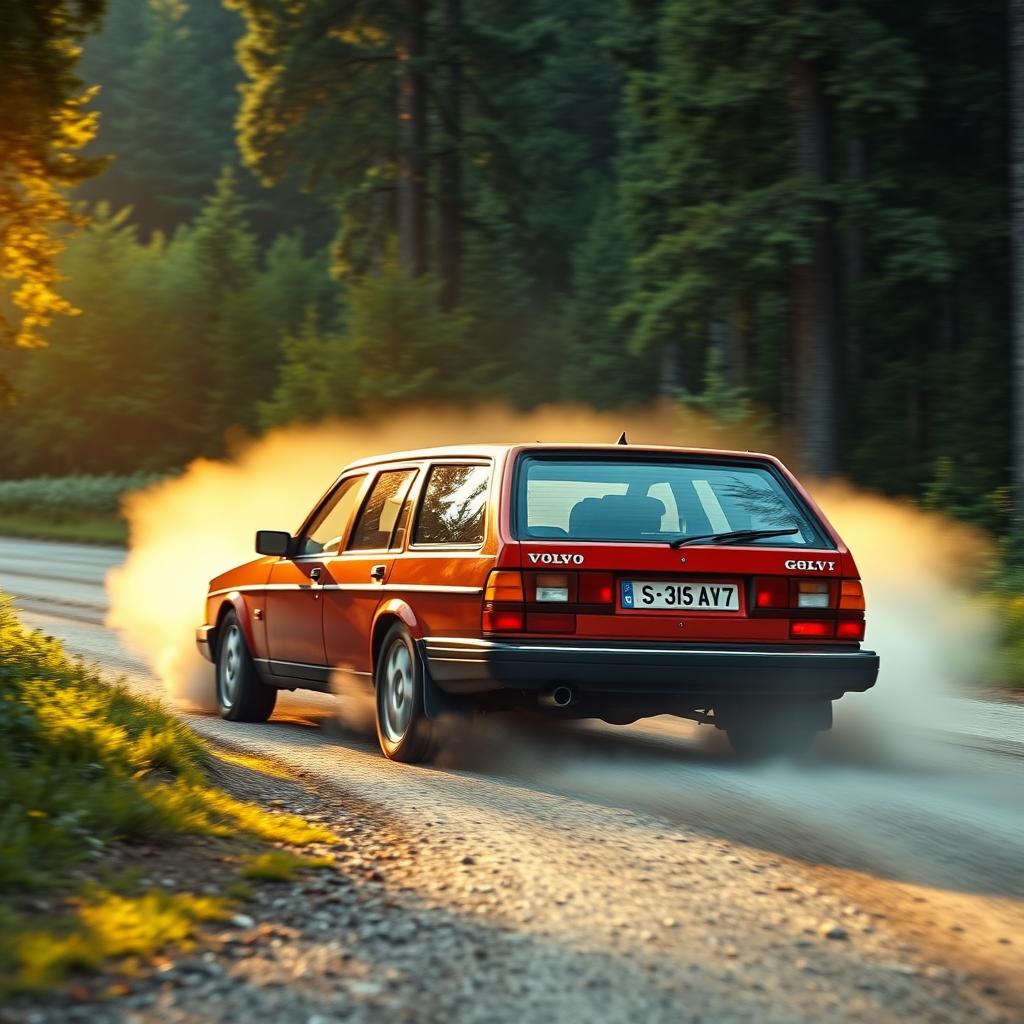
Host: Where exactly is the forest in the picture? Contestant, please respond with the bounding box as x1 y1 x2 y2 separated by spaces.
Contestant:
0 0 1017 535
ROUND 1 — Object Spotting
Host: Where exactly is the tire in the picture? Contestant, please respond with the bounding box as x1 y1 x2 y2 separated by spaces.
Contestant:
374 623 434 763
725 705 820 761
216 611 277 723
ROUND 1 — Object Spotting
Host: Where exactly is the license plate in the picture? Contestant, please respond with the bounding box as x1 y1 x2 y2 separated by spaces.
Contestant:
620 579 739 611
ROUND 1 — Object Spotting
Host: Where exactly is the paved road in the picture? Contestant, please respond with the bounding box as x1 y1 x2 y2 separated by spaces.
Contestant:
2 536 1023 1023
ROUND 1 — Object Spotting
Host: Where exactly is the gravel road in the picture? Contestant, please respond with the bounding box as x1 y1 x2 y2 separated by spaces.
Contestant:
2 536 1022 1023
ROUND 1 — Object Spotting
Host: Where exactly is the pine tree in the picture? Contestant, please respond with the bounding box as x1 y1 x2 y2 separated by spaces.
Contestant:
84 0 224 234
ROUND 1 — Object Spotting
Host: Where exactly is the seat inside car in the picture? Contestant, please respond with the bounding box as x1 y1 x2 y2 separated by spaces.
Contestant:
568 494 666 539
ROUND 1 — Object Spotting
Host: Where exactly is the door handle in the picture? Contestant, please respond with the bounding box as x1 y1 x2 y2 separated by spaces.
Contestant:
369 564 386 583
310 567 322 583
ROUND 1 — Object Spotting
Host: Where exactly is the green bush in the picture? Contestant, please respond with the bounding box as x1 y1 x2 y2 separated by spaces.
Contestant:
0 474 163 520
984 536 1024 688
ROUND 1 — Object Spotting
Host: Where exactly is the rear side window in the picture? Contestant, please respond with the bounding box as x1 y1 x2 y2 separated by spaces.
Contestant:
414 464 489 546
518 457 828 547
349 469 416 550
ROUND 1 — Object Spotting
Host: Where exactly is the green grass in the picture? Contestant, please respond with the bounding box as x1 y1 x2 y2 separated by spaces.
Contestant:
10 889 232 992
0 511 126 545
240 850 334 882
0 473 165 545
0 594 335 995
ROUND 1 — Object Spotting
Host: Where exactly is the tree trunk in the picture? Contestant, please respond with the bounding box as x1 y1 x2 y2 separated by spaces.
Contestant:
659 341 679 398
789 0 840 477
1012 0 1024 526
397 0 426 277
842 137 865 393
438 0 462 310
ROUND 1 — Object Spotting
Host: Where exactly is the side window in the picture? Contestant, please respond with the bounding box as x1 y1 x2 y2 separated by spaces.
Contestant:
348 469 416 550
301 475 365 555
414 464 490 546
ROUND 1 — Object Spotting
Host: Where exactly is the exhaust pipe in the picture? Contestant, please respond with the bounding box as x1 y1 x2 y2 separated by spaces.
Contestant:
538 685 575 709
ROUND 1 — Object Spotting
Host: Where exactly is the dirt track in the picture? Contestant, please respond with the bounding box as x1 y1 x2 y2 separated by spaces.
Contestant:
2 536 1022 1023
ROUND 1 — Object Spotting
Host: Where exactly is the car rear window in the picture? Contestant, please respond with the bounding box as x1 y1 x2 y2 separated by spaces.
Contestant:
517 457 829 547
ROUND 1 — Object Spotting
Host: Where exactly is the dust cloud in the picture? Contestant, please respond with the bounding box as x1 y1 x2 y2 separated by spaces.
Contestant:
105 404 995 739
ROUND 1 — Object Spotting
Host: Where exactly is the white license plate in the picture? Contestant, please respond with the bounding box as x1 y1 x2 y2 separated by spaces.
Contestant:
620 579 739 611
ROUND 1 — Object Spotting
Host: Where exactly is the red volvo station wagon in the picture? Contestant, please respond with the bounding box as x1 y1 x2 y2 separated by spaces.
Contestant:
197 443 879 761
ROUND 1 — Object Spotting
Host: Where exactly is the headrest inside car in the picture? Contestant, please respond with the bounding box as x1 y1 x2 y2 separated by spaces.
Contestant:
568 494 665 539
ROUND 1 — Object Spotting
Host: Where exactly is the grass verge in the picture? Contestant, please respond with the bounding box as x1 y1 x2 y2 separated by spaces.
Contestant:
0 474 165 546
0 511 127 545
0 594 335 996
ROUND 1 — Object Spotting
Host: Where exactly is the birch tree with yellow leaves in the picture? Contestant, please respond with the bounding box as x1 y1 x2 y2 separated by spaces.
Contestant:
0 0 106 376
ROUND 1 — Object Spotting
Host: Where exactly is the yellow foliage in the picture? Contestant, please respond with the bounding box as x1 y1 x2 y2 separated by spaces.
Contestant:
11 889 230 991
240 849 334 882
213 748 297 780
1 77 101 348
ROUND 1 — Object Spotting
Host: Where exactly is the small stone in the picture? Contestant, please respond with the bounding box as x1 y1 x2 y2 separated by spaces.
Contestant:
231 914 255 929
460 856 476 866
819 922 847 941
886 962 918 976
349 980 383 997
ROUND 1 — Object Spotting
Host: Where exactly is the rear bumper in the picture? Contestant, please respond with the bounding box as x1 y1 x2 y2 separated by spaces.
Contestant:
196 625 214 663
420 637 879 701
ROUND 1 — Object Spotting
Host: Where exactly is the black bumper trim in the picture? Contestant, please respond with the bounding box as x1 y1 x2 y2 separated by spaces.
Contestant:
420 637 879 699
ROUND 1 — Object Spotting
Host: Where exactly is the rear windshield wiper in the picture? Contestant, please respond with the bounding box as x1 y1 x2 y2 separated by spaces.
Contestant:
669 528 801 549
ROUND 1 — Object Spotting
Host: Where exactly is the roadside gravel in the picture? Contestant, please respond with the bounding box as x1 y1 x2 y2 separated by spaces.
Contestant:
4 743 1019 1024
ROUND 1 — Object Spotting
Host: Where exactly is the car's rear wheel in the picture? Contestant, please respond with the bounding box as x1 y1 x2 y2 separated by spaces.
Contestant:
724 702 824 761
375 623 433 763
216 611 277 722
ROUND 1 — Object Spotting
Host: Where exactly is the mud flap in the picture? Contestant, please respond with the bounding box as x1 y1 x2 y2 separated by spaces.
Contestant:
419 650 466 721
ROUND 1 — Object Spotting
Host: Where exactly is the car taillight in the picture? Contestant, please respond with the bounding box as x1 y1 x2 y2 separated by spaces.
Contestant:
485 571 524 603
528 572 576 603
578 572 614 605
483 570 526 633
791 620 835 638
483 570 613 634
755 577 789 608
483 608 525 632
836 619 865 640
752 575 866 642
795 580 830 609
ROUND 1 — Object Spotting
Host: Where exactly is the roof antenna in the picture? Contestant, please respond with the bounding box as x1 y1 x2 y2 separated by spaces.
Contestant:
616 431 628 445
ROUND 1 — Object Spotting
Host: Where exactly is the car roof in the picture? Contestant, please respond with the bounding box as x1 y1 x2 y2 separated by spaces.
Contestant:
341 442 783 471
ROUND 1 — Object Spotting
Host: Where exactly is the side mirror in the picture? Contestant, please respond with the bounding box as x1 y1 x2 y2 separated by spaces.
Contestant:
255 530 292 557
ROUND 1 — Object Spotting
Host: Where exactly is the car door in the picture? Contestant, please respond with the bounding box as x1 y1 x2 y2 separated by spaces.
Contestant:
386 461 496 638
263 473 367 682
322 466 420 675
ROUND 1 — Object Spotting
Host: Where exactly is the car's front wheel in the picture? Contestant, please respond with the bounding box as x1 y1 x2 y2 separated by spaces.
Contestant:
216 611 277 722
375 623 433 763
